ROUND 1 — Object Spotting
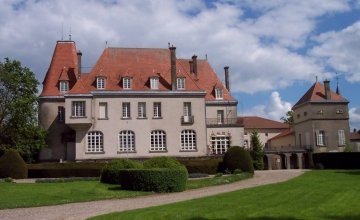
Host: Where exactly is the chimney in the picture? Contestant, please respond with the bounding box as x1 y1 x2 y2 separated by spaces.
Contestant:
77 50 82 79
192 55 197 76
224 66 230 92
169 46 177 90
189 60 194 74
324 80 331 100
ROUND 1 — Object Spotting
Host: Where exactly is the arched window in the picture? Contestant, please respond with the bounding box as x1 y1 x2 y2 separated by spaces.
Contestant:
150 130 166 151
119 130 135 152
86 131 103 152
180 130 196 151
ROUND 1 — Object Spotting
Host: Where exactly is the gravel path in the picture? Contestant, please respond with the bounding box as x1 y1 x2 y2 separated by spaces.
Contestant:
0 170 305 220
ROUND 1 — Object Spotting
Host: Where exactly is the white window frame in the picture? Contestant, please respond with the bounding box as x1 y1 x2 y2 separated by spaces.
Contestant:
338 130 346 146
180 130 196 151
316 130 325 146
150 130 166 151
59 81 69 92
123 77 131 89
71 101 85 117
211 135 230 155
215 88 223 99
122 102 131 119
153 102 162 118
177 77 185 90
99 102 107 119
86 131 104 153
183 102 191 116
138 102 146 118
217 110 224 124
58 106 65 122
97 77 105 89
150 77 159 90
118 130 135 152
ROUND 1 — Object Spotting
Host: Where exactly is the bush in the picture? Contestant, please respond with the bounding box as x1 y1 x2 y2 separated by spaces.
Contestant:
179 158 222 174
222 146 254 174
0 149 28 179
143 157 186 171
119 168 188 192
100 159 143 184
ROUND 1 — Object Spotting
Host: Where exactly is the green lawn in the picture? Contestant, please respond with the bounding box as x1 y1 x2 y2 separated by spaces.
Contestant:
0 173 252 209
90 170 360 220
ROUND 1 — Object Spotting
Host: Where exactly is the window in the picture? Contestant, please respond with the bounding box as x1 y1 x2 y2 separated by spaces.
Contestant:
211 135 230 155
138 102 146 118
316 130 325 146
123 77 131 89
183 102 191 116
338 130 346 146
150 130 166 151
317 110 324 115
72 101 85 117
177 78 185 90
86 131 103 153
153 102 162 118
180 130 196 151
59 81 69 92
97 77 105 89
118 130 135 152
265 133 268 137
336 109 344 114
122 102 131 119
304 112 307 116
58 106 65 122
150 77 159 90
244 140 249 148
99 103 107 119
217 110 224 124
215 88 223 99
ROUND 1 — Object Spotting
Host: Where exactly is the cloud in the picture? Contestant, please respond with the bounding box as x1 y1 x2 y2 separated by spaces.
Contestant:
242 91 292 121
349 107 360 129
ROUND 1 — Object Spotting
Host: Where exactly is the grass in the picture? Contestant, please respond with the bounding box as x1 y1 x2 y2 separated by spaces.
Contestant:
0 172 252 209
90 170 360 220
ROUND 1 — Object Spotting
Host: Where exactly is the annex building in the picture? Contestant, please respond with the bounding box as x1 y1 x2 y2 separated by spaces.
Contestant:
39 41 243 161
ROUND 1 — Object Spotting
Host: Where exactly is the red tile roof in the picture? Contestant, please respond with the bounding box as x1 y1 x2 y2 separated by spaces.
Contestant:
237 116 289 129
40 41 79 97
293 81 348 109
42 41 235 101
350 131 360 141
268 128 294 141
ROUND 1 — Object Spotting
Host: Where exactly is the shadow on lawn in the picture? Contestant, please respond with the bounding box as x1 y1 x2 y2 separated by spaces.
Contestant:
335 170 360 176
325 215 360 220
107 186 122 191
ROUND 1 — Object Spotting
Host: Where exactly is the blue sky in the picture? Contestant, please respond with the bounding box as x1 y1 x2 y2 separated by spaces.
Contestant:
0 0 359 129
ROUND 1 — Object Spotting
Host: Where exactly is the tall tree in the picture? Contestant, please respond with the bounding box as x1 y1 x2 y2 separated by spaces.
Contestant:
250 130 264 170
0 58 46 162
281 110 294 125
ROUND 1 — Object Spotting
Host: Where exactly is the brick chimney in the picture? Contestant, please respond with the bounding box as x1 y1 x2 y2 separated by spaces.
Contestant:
192 55 197 76
169 46 177 90
324 80 331 100
77 50 82 79
224 66 230 92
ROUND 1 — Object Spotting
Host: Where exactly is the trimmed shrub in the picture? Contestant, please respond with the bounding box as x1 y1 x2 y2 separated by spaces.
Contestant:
222 146 254 174
179 158 222 174
100 159 143 184
0 149 28 179
143 156 186 171
119 168 188 192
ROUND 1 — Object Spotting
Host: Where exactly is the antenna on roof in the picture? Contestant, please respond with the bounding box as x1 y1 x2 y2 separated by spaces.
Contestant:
61 23 64 41
205 54 208 60
69 26 72 41
106 41 108 48
315 75 318 82
336 72 340 95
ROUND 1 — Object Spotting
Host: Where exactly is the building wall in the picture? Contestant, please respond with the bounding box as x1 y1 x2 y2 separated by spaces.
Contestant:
243 128 286 149
268 135 295 149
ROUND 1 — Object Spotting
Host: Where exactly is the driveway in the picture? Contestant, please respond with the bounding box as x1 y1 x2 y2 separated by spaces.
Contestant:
0 169 305 220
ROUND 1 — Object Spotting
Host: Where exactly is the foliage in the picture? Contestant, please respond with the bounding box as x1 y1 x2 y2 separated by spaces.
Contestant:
250 131 265 170
119 168 188 192
91 170 360 220
188 173 209 179
222 146 254 174
0 149 28 179
143 156 187 171
100 159 143 184
179 158 222 174
0 58 47 162
280 110 294 125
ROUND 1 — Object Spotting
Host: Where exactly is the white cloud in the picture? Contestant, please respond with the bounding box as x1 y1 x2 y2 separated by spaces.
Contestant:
241 91 292 121
349 107 360 129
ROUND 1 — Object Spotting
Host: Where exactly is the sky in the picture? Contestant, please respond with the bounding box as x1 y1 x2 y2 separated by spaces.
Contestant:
1 0 360 129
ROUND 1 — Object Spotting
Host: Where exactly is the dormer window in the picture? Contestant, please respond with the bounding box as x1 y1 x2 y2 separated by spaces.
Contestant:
59 81 69 92
123 77 132 89
177 77 185 90
215 88 223 99
97 77 105 89
150 77 159 90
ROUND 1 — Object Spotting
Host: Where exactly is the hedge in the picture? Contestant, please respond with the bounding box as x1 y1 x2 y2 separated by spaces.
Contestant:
179 158 222 174
313 152 360 169
0 149 28 179
222 146 254 174
119 168 188 192
100 159 143 184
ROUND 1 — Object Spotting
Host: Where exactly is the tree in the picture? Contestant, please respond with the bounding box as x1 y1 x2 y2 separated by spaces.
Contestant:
0 58 46 162
250 130 264 170
281 110 294 125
